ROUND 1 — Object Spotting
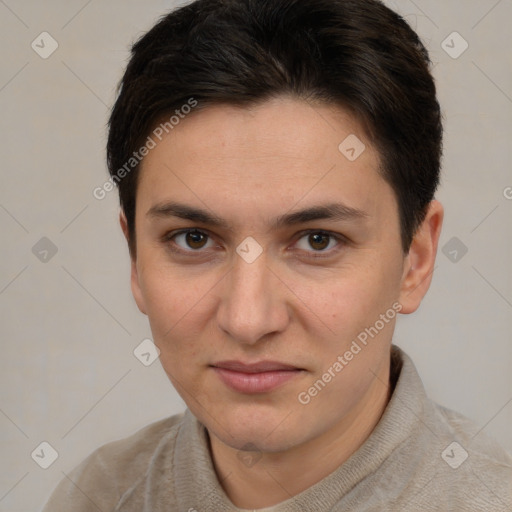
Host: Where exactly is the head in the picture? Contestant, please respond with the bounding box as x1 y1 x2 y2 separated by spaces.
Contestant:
107 0 443 452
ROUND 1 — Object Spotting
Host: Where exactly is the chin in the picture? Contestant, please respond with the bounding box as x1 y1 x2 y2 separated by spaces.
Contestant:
213 424 303 454
201 402 309 453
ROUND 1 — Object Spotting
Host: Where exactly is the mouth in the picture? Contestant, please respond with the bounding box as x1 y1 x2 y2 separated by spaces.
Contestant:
210 360 305 394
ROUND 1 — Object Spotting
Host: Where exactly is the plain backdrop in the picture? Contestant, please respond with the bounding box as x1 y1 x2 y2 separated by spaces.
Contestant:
0 1 511 510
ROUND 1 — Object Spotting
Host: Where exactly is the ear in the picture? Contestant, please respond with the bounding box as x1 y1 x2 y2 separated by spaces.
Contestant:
119 210 147 315
398 200 444 314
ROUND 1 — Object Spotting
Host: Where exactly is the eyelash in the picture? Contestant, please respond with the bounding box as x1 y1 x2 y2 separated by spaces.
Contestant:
162 228 346 259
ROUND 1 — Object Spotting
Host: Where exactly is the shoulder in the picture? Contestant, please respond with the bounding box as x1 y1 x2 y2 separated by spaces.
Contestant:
42 413 185 512
84 412 184 475
423 400 512 510
435 403 511 462
390 348 512 510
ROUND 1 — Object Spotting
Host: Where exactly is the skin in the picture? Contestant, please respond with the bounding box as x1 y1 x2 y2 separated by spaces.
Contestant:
120 96 443 508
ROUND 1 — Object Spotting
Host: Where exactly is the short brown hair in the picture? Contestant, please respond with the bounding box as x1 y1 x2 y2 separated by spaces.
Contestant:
106 0 443 257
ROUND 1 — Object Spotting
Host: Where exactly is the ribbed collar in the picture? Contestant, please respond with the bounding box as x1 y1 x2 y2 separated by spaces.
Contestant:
173 345 427 512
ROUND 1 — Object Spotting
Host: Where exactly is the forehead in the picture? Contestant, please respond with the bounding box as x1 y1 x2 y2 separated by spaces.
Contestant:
136 96 394 223
145 96 373 166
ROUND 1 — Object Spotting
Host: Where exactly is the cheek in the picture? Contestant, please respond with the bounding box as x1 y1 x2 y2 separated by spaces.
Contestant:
292 268 399 408
302 263 398 338
293 257 402 386
137 264 217 362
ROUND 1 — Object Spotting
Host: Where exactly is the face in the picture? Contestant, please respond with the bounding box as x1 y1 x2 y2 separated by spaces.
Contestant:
128 96 413 453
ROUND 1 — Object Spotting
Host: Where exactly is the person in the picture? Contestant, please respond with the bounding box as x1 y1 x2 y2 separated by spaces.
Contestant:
43 0 512 510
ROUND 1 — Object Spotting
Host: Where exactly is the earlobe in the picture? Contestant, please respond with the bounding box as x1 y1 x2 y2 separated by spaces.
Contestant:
130 259 148 316
119 209 130 244
398 200 444 314
119 210 147 316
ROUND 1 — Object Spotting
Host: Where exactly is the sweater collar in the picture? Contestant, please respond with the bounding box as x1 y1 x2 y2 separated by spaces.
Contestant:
173 345 427 512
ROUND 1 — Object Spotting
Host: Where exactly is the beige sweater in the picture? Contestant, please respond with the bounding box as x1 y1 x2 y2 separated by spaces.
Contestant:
43 346 512 511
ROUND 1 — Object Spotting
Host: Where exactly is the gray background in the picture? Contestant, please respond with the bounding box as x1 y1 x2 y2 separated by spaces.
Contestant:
0 0 511 510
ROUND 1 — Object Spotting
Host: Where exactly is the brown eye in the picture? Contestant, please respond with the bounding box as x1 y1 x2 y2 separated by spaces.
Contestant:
294 231 341 253
171 230 213 251
185 231 208 249
308 233 330 250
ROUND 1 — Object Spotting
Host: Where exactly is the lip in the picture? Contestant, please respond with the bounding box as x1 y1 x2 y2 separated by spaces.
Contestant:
213 360 301 373
211 360 304 394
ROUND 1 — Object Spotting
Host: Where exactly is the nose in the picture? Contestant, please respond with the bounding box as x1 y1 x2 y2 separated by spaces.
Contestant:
216 251 290 345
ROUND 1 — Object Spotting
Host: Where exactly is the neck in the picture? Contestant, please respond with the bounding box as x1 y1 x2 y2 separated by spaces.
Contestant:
209 360 392 509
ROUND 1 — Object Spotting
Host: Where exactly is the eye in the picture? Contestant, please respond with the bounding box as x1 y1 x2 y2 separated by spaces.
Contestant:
169 229 215 251
294 231 342 253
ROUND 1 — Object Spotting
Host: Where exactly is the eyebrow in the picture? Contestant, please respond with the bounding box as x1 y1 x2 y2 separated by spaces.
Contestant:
146 201 368 229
